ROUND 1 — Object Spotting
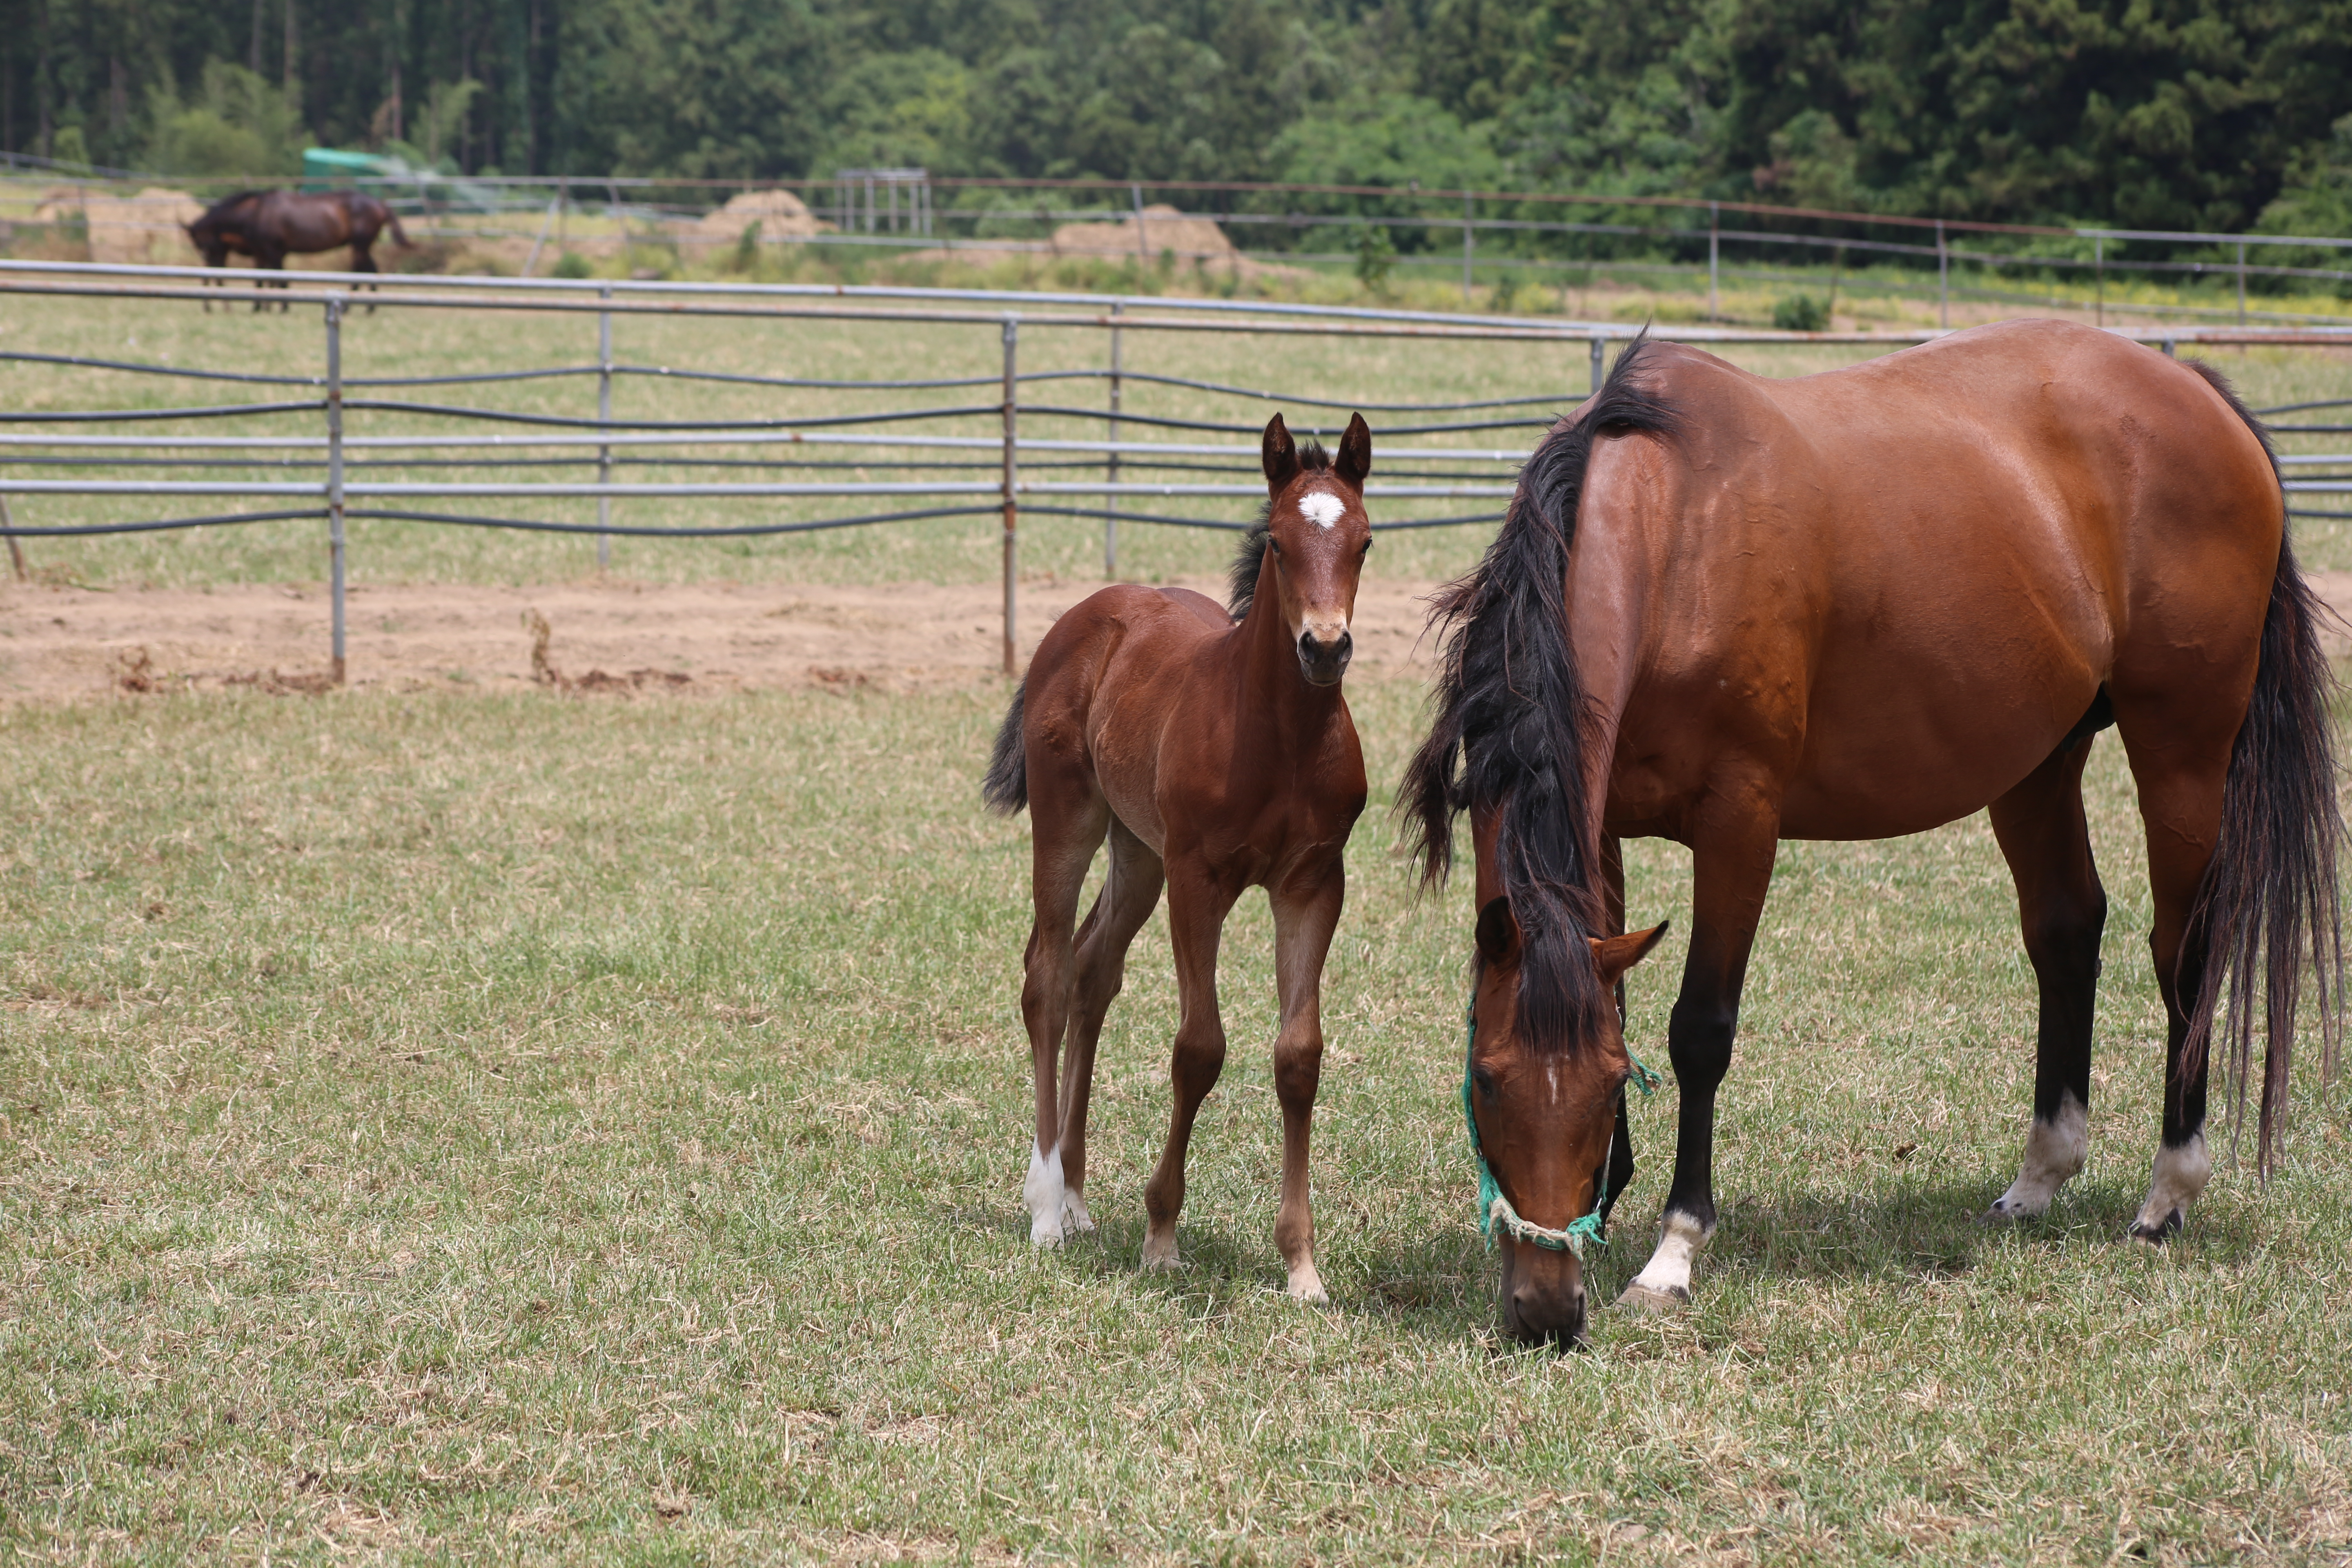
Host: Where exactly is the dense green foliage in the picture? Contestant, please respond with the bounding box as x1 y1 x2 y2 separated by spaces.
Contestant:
9 0 2352 230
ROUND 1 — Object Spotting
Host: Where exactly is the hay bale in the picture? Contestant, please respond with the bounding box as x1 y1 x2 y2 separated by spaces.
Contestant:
690 188 826 243
33 186 207 263
1047 205 1236 262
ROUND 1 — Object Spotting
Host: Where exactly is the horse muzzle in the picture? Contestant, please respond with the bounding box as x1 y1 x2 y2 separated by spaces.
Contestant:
1498 1240 1588 1348
1296 626 1352 686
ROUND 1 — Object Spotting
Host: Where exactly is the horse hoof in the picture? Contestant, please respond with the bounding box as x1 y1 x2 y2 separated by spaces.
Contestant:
1140 1237 1183 1272
1029 1216 1068 1249
1615 1281 1690 1315
2128 1209 2182 1246
1060 1193 1096 1235
1977 1198 2040 1227
1285 1267 1328 1304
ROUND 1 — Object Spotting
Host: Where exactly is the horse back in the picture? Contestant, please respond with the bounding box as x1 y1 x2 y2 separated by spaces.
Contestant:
1588 321 2283 840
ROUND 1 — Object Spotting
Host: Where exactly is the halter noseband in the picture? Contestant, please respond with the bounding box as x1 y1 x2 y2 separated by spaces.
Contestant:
1462 992 1661 1260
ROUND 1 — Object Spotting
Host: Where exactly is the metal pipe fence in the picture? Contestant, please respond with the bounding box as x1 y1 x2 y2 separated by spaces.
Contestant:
2 260 2346 679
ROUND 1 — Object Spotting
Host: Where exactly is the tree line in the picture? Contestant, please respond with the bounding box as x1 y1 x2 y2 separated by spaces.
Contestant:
9 0 2352 235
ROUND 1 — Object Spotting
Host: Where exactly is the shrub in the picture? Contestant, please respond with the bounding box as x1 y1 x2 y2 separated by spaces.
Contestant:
552 252 593 280
1774 293 1828 332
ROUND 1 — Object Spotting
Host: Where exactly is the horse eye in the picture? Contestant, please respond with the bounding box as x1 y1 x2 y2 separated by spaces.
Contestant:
1471 1066 1498 1098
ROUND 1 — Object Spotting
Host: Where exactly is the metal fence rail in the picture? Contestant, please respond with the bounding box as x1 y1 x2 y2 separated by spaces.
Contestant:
2 260 2347 680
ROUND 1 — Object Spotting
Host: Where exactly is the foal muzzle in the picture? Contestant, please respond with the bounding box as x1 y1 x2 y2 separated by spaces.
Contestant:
1297 628 1352 686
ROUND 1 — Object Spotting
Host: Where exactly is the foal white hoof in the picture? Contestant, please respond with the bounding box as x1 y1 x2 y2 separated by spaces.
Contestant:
1140 1228 1183 1272
1285 1262 1328 1303
1060 1190 1096 1236
1025 1141 1070 1249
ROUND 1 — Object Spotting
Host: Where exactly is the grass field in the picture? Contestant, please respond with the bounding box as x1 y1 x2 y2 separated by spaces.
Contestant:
2 677 2350 1564
4 281 2352 1562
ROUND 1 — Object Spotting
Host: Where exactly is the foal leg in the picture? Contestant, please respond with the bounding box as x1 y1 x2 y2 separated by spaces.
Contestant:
1268 864 1344 1302
1983 734 2106 1221
1141 862 1239 1270
1020 793 1111 1247
1621 785 1780 1312
1055 819 1164 1235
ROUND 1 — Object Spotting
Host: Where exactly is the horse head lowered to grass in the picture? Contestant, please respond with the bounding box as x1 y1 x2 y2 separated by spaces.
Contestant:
984 412 1374 1298
1405 321 2342 1348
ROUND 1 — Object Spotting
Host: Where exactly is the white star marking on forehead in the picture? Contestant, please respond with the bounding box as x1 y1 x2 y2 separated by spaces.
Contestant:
1298 491 1345 529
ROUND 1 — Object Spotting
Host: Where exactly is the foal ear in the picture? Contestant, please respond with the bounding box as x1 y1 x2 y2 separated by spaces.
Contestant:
1334 412 1372 490
1262 413 1299 494
1588 922 1670 985
1475 897 1521 965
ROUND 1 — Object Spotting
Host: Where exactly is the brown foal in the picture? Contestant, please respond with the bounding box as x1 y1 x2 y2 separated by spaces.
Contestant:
983 413 1372 1299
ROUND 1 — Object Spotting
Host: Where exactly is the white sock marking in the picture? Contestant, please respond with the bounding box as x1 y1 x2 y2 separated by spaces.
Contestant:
1298 491 1344 529
2133 1133 2211 1237
1060 1186 1095 1235
1627 1211 1709 1301
1025 1140 1068 1247
1986 1091 2088 1220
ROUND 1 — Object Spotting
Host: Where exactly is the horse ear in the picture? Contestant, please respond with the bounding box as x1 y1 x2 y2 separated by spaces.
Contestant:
1262 413 1298 494
1335 412 1371 489
1476 897 1521 965
1589 922 1670 985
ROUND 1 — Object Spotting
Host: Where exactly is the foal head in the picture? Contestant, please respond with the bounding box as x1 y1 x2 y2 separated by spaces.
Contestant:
1232 412 1372 686
1468 895 1668 1347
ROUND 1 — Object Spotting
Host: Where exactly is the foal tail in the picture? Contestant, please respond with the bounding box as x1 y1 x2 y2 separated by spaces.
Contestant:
2183 367 2346 1177
982 682 1028 815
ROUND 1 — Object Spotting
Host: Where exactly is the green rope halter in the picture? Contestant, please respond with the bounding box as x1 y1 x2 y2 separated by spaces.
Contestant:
1462 993 1662 1259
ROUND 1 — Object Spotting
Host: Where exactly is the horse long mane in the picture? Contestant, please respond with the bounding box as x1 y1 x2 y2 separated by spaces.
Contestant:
1400 338 1681 1054
197 189 265 222
1226 436 1332 620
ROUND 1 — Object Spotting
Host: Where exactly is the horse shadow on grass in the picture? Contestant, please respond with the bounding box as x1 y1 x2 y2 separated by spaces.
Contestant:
935 1163 2248 1345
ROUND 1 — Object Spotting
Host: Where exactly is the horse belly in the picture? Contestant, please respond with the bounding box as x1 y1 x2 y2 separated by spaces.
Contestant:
1778 612 2105 840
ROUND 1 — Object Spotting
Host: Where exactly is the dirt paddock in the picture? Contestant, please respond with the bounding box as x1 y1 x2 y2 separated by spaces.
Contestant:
0 573 1457 703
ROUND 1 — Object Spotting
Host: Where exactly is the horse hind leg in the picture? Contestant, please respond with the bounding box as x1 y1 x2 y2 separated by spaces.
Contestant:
1019 784 1112 1248
351 241 381 312
1054 818 1165 1237
1982 728 2106 1222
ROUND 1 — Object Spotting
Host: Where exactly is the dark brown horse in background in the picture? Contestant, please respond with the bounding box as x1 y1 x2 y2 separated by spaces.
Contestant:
1404 321 2341 1347
984 413 1374 1300
185 189 410 310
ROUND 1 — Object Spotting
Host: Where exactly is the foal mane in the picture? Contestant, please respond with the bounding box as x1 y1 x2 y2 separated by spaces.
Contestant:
1400 338 1681 1054
1226 436 1332 620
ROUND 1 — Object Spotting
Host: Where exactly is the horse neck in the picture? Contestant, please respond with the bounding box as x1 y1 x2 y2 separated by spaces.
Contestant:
1229 574 1342 730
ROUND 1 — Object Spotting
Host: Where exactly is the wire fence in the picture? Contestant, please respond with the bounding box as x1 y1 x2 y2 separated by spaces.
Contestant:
2 260 2347 680
15 169 2352 330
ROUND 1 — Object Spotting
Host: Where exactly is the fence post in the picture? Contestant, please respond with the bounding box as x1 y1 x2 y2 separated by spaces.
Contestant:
1708 201 1719 321
1462 190 1474 305
2095 234 2104 328
1106 300 1122 580
325 296 347 685
1132 182 1148 272
1002 316 1019 677
0 493 26 581
597 285 613 570
1590 335 1606 395
1937 220 1948 330
2237 241 2247 325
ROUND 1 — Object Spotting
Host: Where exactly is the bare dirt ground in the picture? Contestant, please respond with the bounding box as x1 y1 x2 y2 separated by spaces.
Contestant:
0 574 1455 703
8 571 2348 706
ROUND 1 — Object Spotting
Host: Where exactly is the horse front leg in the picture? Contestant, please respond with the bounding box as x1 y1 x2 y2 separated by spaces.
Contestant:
1141 860 1238 1270
1620 782 1780 1312
1268 862 1344 1302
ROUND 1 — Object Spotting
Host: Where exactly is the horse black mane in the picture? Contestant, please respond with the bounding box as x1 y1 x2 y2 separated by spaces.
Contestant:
1399 336 1680 1055
1226 436 1332 620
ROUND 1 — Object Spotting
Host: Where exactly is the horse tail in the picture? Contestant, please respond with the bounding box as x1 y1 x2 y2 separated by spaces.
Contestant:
982 681 1028 815
386 210 414 249
2180 362 2346 1178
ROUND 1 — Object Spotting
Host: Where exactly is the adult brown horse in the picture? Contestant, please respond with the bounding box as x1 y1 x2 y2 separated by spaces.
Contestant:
983 413 1373 1299
1403 321 2342 1347
185 189 410 309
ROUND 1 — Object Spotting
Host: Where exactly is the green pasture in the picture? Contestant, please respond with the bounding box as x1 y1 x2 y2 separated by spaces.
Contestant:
2 677 2349 1563
4 293 2350 593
